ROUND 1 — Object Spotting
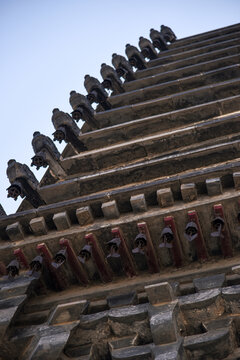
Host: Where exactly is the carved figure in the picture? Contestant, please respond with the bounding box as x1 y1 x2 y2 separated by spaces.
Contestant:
150 28 168 51
6 259 19 278
31 131 66 179
112 53 136 82
160 25 177 43
138 36 158 60
69 91 99 130
84 75 111 111
100 63 125 94
6 159 45 208
51 108 87 152
125 44 147 70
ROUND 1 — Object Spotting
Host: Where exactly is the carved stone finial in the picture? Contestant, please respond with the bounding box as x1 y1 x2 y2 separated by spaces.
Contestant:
160 25 177 43
84 75 111 111
100 63 124 94
150 28 168 51
69 91 99 130
112 53 136 82
125 43 147 70
51 108 87 152
6 160 45 208
138 36 158 60
31 131 66 179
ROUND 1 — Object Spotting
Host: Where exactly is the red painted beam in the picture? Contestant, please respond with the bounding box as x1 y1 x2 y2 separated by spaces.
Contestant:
37 243 68 290
13 248 29 269
85 233 112 283
164 216 183 267
187 210 208 262
213 204 233 258
111 227 136 277
137 222 159 273
59 238 89 285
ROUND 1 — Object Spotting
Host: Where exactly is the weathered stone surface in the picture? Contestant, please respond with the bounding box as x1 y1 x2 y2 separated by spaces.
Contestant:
233 172 240 190
0 294 27 309
107 292 138 308
109 336 135 350
6 221 24 241
48 299 89 325
30 216 48 235
53 211 71 230
101 200 120 219
179 289 224 335
206 177 222 196
27 331 71 360
157 188 174 207
0 306 21 338
109 304 148 324
193 273 226 292
76 206 94 226
0 276 37 299
232 265 240 275
152 339 185 360
148 301 179 345
111 345 152 360
181 183 197 202
130 194 147 213
179 289 221 310
222 285 240 301
80 311 109 330
145 282 175 305
184 328 231 359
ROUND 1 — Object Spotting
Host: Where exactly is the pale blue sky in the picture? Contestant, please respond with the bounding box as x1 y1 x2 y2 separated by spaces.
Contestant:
1 0 240 215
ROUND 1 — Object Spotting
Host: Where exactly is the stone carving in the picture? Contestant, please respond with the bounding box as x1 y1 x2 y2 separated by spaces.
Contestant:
78 244 98 280
106 238 123 274
112 53 136 82
160 25 177 43
125 44 147 70
69 91 99 130
31 131 66 179
6 259 19 278
100 63 125 94
6 159 45 208
150 28 168 51
51 108 87 152
138 36 158 60
84 75 111 111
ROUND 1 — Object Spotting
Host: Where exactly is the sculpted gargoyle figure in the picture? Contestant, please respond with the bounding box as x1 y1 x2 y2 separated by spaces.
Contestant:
100 63 125 94
6 159 45 208
150 28 168 51
160 25 177 43
51 108 87 153
31 131 66 179
125 44 147 70
69 91 99 130
84 75 111 111
112 53 136 82
138 36 158 60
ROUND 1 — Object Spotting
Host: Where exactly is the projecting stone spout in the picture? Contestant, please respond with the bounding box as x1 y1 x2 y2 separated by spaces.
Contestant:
138 36 158 60
51 108 87 152
100 63 125 94
31 131 67 179
84 74 111 111
112 53 136 82
125 44 147 70
69 91 99 130
6 159 45 208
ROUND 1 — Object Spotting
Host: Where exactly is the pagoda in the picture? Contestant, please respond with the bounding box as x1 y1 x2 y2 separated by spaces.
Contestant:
1 23 240 359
